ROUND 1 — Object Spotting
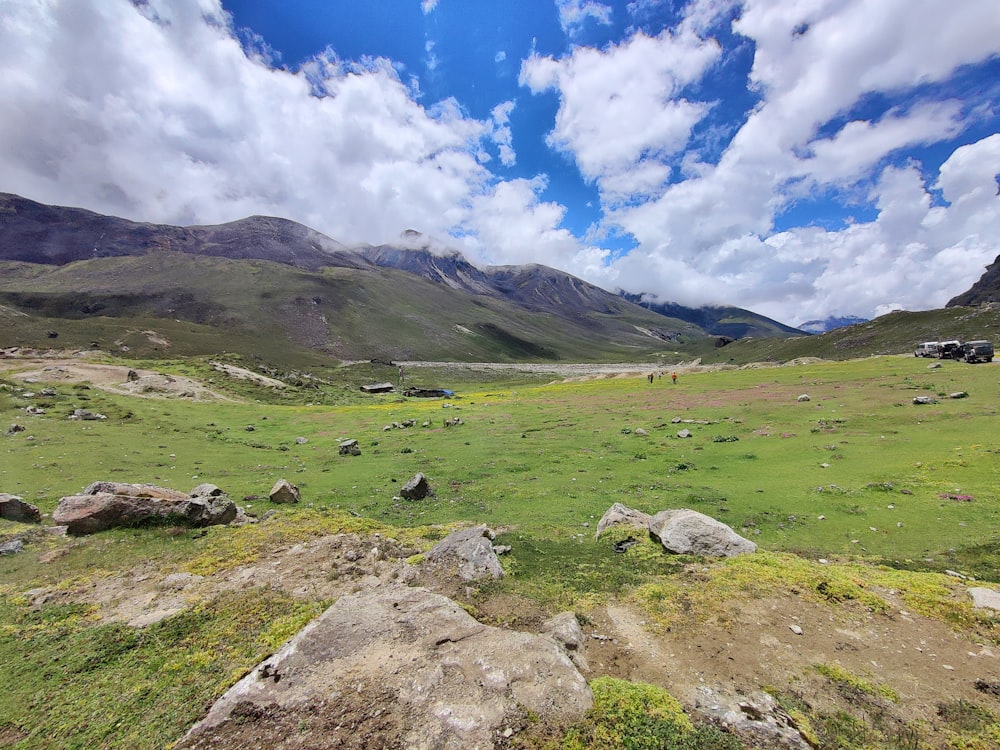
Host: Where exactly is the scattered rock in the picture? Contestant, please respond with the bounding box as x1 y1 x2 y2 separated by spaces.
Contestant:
634 427 648 436
52 482 237 535
949 392 969 399
789 624 803 635
797 394 810 402
294 436 308 444
913 396 937 405
69 408 106 421
677 428 692 438
269 479 300 504
178 584 591 750
648 508 757 557
595 502 651 539
5 423 25 435
424 525 504 581
399 472 431 501
0 493 42 523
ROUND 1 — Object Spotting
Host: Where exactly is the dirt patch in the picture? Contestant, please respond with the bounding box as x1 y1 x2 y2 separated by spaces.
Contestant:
0 351 235 401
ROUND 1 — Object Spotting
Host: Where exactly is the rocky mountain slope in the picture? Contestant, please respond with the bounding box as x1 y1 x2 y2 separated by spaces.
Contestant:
949 253 1000 306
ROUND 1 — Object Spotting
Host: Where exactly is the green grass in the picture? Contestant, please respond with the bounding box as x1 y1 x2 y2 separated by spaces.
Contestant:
2 354 1000 747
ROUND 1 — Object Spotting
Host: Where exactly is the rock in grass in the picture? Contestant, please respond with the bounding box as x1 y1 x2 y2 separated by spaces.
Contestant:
648 508 757 557
338 438 361 456
968 587 1000 612
0 493 41 523
913 396 937 405
595 502 651 539
269 478 300 504
400 472 431 500
53 482 237 535
424 525 504 580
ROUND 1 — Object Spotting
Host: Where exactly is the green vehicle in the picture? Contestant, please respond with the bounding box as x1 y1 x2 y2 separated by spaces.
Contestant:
962 340 994 363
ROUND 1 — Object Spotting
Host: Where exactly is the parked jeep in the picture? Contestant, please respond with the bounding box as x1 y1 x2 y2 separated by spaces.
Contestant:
914 341 940 357
938 340 963 359
962 340 994 363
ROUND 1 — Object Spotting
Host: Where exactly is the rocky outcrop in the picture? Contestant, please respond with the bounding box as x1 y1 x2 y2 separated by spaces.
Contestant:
424 525 504 580
52 482 237 535
178 584 592 749
0 493 41 523
649 509 757 557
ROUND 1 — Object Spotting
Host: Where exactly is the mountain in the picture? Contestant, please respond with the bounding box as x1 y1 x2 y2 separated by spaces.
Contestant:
947 253 1000 307
0 192 796 363
618 292 804 339
797 315 868 334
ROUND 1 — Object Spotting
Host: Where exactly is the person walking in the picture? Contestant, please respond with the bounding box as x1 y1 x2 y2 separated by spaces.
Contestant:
671 371 677 384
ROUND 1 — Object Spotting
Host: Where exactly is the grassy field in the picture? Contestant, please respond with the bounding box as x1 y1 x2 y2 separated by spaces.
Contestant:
2 353 999 748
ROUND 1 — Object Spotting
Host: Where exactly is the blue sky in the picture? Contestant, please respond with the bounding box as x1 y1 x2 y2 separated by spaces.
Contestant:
2 0 999 326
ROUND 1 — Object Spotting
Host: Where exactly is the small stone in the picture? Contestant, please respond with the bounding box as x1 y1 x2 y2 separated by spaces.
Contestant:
789 624 803 635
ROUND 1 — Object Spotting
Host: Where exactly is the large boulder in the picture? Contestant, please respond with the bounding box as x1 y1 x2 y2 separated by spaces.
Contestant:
424 525 504 580
52 482 237 535
0 493 41 523
178 584 592 749
595 502 651 539
648 508 757 557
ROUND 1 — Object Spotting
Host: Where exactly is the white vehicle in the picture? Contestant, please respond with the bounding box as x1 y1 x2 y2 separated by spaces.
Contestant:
914 341 939 357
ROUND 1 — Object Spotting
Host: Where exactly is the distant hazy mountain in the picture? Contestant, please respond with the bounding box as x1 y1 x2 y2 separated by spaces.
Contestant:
619 292 805 339
797 315 868 334
948 254 1000 307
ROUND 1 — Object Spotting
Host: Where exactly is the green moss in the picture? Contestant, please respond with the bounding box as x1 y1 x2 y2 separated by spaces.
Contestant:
814 662 899 703
558 677 740 749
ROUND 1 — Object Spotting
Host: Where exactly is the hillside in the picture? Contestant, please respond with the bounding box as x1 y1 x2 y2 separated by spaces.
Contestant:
0 193 800 363
949 253 1000 307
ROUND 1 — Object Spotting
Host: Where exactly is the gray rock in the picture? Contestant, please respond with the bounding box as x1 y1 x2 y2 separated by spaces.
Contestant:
692 687 812 750
400 472 431 500
53 482 237 535
0 538 25 555
424 525 504 580
338 438 361 456
797 394 810 402
949 391 969 399
648 508 757 557
178 584 591 750
968 586 1000 612
189 483 224 498
0 493 42 523
269 479 300 504
540 612 589 671
677 428 692 438
595 502 651 539
913 396 937 405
